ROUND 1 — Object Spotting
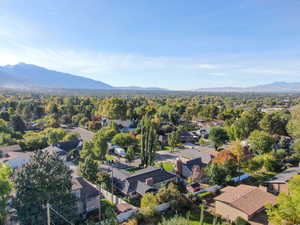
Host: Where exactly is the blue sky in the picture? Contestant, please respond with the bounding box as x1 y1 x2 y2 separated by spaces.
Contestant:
1 0 300 89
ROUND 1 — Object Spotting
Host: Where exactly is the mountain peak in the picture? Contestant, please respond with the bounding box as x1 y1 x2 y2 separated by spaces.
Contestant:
0 63 112 90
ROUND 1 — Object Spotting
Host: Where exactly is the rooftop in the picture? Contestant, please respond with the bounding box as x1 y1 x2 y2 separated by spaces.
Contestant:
214 185 276 216
266 167 300 184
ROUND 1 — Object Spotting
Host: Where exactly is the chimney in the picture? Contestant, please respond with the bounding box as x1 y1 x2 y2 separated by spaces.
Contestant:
176 158 182 176
145 177 154 185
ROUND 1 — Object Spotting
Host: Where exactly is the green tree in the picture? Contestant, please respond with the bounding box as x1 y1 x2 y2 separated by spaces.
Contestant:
98 98 127 120
199 104 219 120
10 115 26 133
13 151 77 225
126 146 135 162
80 157 98 182
140 193 159 209
93 134 108 160
209 127 229 150
205 163 227 185
44 128 66 145
0 133 13 146
168 131 180 152
0 163 13 225
260 110 290 135
95 127 117 141
233 111 261 140
111 133 137 147
248 130 275 154
140 118 158 167
287 105 300 138
266 175 300 225
156 183 181 203
63 132 79 142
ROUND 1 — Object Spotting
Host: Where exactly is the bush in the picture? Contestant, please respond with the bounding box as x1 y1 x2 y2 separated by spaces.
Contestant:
158 216 190 225
235 216 250 225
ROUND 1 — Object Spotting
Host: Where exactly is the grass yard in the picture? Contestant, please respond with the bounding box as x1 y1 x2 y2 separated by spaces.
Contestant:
243 171 276 186
105 154 115 161
188 208 219 225
162 145 173 151
155 161 174 172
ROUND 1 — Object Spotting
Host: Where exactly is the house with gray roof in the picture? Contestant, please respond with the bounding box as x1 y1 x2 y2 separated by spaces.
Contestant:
175 157 206 182
266 166 300 194
111 166 177 196
42 140 81 161
0 145 33 169
72 176 100 215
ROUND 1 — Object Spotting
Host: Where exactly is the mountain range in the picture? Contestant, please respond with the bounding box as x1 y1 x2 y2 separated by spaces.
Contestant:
1 63 300 93
195 82 300 93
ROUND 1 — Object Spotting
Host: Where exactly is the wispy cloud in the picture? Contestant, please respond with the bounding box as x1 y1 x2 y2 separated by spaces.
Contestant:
1 43 300 89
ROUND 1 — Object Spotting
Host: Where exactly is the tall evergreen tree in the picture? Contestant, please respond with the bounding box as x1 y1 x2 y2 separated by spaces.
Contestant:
140 117 158 167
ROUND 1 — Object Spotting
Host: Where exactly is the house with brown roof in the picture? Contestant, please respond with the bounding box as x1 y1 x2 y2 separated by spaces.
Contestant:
214 185 276 224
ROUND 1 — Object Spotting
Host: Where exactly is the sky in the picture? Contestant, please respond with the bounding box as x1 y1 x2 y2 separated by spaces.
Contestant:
0 0 300 90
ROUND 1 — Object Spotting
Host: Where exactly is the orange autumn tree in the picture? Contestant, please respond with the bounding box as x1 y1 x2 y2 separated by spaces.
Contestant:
213 150 237 165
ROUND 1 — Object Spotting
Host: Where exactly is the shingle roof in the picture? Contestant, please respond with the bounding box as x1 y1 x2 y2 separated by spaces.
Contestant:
185 158 205 171
266 167 300 184
0 145 22 152
54 140 80 152
136 181 157 195
0 145 33 165
112 167 176 195
75 177 99 200
214 185 276 216
43 145 66 156
4 157 30 169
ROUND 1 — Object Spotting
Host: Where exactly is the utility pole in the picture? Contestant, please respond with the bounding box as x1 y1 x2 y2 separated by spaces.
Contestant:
47 203 51 225
98 184 101 221
111 168 114 204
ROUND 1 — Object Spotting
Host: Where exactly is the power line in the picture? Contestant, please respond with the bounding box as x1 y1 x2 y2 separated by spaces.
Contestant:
48 203 75 225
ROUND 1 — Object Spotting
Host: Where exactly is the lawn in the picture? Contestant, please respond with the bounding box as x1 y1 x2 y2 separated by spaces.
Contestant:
162 145 173 151
155 161 174 172
105 154 115 161
243 171 276 186
188 208 218 225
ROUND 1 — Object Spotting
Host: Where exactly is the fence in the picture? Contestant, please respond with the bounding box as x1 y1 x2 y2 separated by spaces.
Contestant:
101 188 129 205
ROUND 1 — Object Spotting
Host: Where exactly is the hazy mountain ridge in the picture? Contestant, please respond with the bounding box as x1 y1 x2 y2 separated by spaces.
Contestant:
195 82 300 93
0 63 166 91
0 63 112 89
1 63 299 92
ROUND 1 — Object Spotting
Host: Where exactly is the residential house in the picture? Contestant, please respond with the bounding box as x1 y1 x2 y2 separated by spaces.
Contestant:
0 145 33 169
111 166 177 197
180 131 198 143
43 140 81 161
265 166 300 194
158 134 168 146
102 119 136 132
214 185 276 224
186 183 202 193
175 157 206 182
72 176 100 215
